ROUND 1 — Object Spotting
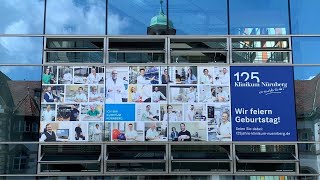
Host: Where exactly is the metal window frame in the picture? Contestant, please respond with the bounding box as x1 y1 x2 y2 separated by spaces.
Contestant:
230 36 293 65
43 36 105 65
168 143 233 175
233 142 299 176
37 144 103 175
168 36 229 65
104 143 168 175
107 36 167 66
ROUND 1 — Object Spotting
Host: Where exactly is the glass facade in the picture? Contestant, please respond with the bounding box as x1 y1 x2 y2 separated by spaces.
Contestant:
0 0 320 179
229 0 290 35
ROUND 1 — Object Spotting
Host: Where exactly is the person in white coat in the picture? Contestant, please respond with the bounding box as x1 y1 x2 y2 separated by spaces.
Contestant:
106 70 126 103
87 68 102 84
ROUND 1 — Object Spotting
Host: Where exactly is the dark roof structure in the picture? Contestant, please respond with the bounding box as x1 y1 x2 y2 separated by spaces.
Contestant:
7 81 41 116
295 74 320 118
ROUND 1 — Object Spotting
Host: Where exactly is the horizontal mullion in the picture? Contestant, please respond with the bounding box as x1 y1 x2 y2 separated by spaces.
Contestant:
236 159 299 163
171 159 232 163
108 50 165 53
106 160 166 163
38 160 100 164
232 49 291 52
45 50 103 52
171 50 227 53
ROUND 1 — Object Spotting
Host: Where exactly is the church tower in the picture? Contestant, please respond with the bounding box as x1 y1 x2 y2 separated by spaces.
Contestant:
147 0 176 35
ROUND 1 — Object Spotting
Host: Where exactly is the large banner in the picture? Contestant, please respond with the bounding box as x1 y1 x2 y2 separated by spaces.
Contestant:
39 65 296 142
230 66 297 141
39 65 232 142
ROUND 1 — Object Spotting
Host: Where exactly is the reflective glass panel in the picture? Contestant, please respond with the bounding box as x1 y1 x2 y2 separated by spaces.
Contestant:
0 0 44 34
108 38 165 63
108 0 168 35
290 0 320 34
229 0 290 35
0 37 43 64
45 0 106 34
169 0 227 35
170 38 228 63
0 144 38 174
292 37 320 64
0 66 41 141
298 143 320 174
294 67 320 142
46 52 103 63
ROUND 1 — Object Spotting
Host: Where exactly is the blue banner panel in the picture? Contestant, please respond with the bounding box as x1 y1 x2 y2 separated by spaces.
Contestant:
231 66 297 141
105 104 135 121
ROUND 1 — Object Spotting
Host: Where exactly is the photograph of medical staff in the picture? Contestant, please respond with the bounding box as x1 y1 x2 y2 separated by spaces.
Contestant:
213 67 230 85
56 104 80 121
41 104 56 121
88 85 104 103
136 104 160 121
42 66 57 84
199 85 218 103
184 104 206 121
111 122 144 142
170 86 197 103
80 104 103 121
73 66 104 84
72 122 88 141
207 105 231 141
145 122 167 141
169 122 207 141
42 85 64 103
198 67 214 84
58 66 73 84
65 85 88 103
129 66 159 84
39 122 71 142
152 86 167 103
128 84 152 103
105 67 128 103
160 67 173 84
160 104 183 121
88 122 103 141
169 66 197 84
216 86 230 102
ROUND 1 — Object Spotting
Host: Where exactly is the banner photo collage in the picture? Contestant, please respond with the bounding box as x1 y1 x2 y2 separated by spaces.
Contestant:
40 66 105 142
40 66 231 142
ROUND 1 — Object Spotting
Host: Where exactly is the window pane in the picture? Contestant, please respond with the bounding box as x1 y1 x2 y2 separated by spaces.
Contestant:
229 0 289 35
46 52 103 63
0 37 43 64
0 144 38 174
45 38 104 63
294 67 320 141
170 38 228 63
292 37 320 64
298 143 320 174
232 52 290 63
232 38 290 63
108 38 165 63
290 0 320 34
0 0 44 34
45 0 106 34
169 0 227 35
108 0 168 35
0 66 41 141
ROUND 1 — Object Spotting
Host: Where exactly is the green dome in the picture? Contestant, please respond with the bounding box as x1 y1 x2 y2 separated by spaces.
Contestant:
150 14 174 28
150 0 174 28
